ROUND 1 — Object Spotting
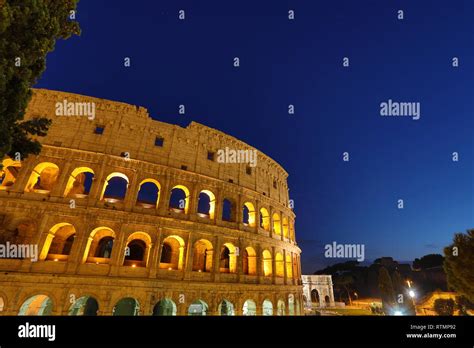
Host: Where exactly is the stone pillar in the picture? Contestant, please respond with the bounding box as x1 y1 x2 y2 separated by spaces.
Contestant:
108 224 126 276
255 244 263 283
212 235 221 282
157 176 171 216
183 232 194 279
88 155 107 201
50 160 71 197
271 246 276 284
283 249 288 285
123 172 139 211
10 158 37 193
148 228 162 277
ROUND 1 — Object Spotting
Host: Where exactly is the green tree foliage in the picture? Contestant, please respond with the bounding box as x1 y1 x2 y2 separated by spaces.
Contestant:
433 298 455 316
443 229 474 303
0 0 80 162
412 254 444 270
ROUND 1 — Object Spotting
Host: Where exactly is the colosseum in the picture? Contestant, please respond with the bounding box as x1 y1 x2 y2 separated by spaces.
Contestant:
0 89 302 316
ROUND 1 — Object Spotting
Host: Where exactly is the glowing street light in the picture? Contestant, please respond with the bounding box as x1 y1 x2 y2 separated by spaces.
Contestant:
409 290 416 298
393 310 403 316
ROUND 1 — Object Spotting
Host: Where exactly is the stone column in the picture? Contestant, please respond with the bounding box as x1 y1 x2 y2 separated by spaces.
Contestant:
212 235 221 282
271 246 276 284
50 160 72 197
108 224 127 276
283 249 288 285
148 228 162 278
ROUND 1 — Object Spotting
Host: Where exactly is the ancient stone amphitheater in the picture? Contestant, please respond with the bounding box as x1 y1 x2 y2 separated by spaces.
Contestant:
0 89 302 316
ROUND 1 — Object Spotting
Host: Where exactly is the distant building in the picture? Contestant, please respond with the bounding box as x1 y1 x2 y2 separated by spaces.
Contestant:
302 275 335 308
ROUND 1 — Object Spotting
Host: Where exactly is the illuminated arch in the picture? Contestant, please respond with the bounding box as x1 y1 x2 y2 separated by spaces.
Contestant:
188 299 208 316
169 185 190 214
68 296 99 316
288 294 295 315
243 246 257 275
18 295 53 315
100 172 129 201
282 216 289 238
242 299 257 316
218 299 235 316
153 298 177 316
285 253 293 278
220 242 237 273
64 167 95 197
242 202 256 227
136 178 161 208
113 297 140 316
82 227 116 264
222 198 235 222
160 235 185 270
25 162 60 193
277 299 286 316
263 299 273 316
275 252 284 277
262 249 272 276
0 158 21 190
197 189 216 219
123 232 152 267
192 239 213 272
259 207 270 230
39 223 76 261
272 213 281 235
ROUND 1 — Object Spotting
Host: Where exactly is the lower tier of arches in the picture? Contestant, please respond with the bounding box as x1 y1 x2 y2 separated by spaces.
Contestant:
0 273 303 316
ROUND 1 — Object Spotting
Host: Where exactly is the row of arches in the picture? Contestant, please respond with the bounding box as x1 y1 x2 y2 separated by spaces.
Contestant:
1 160 295 239
14 294 299 316
39 223 298 278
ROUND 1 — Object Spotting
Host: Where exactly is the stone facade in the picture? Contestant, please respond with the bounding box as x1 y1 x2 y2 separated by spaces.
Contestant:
0 89 302 316
302 275 335 309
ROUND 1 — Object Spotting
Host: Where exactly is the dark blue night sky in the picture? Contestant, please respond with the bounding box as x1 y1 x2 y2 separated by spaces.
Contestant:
36 0 474 273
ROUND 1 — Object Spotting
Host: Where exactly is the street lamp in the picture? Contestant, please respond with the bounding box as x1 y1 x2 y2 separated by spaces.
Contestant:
409 290 415 298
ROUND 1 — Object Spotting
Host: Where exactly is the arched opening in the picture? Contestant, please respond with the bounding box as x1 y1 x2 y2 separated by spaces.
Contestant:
64 167 94 198
259 207 270 230
288 294 295 315
218 299 235 316
263 299 273 316
136 179 160 208
243 247 257 275
242 202 256 227
18 295 53 315
113 297 139 316
0 296 4 312
68 296 99 316
262 250 272 276
160 235 185 270
222 198 235 222
123 232 151 267
0 158 21 190
153 298 177 316
272 213 281 235
282 217 289 238
285 253 293 278
311 289 320 304
100 172 129 202
277 299 286 316
188 300 208 316
41 223 76 262
219 243 237 273
197 190 216 219
83 227 115 264
290 222 295 241
242 299 256 316
169 185 189 213
325 295 330 306
275 252 284 277
25 162 60 193
192 239 213 272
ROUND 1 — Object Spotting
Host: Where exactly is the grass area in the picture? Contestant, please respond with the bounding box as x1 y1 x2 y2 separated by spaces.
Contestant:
320 307 374 316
